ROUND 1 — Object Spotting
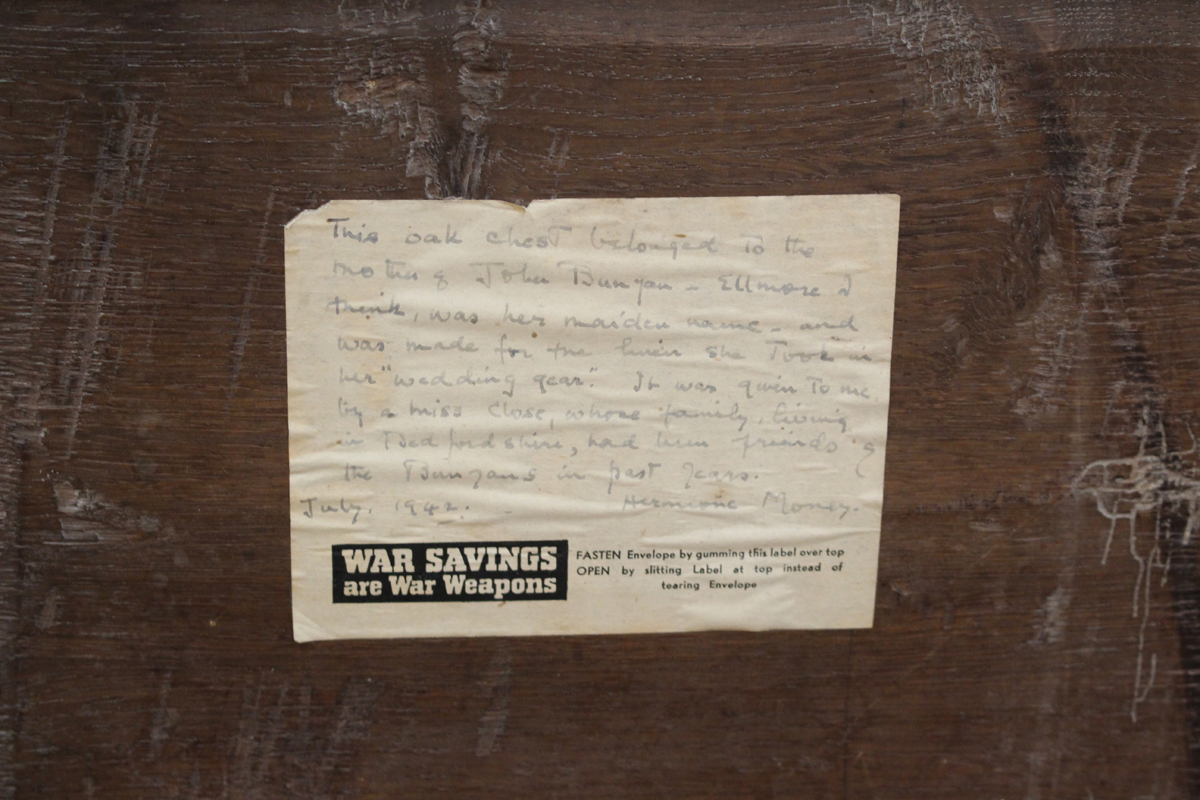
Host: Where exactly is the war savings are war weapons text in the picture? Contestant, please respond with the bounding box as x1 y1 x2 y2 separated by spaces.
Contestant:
332 541 568 603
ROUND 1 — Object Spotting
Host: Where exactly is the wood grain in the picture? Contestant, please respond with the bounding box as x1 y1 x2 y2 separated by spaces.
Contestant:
2 1 1200 796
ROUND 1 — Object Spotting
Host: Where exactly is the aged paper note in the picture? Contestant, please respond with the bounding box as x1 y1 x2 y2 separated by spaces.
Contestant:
286 196 899 640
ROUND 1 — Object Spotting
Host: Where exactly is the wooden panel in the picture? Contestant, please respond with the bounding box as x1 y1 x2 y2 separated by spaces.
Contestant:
2 1 1199 796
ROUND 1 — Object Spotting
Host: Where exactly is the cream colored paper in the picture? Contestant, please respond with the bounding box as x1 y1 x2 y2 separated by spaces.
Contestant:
286 196 899 641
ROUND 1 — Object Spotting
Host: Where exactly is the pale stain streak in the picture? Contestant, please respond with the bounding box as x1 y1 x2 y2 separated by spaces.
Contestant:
228 190 275 399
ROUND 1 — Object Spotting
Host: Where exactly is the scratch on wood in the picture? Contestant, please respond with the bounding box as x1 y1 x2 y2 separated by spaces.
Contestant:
333 3 441 196
228 678 290 799
225 676 381 798
336 61 441 193
1069 129 1148 278
475 647 512 757
1112 128 1149 226
854 0 1008 123
130 104 159 203
1014 130 1148 419
147 671 177 762
52 477 171 543
546 128 570 197
311 677 382 795
32 110 71 316
449 0 509 199
334 0 508 199
1023 556 1079 799
1157 131 1200 255
1030 585 1072 645
228 190 276 399
548 129 570 172
1011 228 1071 418
1023 87 1184 741
60 99 159 458
1073 407 1200 721
34 587 60 632
336 0 418 32
10 109 74 453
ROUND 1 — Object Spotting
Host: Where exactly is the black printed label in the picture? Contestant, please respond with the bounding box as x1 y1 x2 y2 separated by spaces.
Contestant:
332 541 568 603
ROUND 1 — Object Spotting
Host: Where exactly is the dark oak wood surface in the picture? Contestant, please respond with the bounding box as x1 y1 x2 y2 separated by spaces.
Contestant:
3 1 1200 796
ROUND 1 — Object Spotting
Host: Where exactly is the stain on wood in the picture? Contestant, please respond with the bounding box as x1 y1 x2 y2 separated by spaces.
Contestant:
2 1 1200 796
